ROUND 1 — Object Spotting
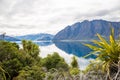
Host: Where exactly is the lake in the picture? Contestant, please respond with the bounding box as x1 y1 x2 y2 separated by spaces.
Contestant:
15 41 94 70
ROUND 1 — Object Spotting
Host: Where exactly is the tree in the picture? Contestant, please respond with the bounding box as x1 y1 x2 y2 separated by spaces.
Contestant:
41 52 69 71
0 41 41 80
2 58 23 79
0 41 19 62
71 56 78 68
70 56 80 76
0 63 8 80
22 40 40 59
14 66 45 80
0 41 23 79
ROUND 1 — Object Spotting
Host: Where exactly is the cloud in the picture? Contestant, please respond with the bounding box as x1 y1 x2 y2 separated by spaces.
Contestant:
0 0 120 35
40 44 93 70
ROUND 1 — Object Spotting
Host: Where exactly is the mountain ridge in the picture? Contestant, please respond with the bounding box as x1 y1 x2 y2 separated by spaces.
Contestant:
15 33 54 41
0 35 20 41
53 20 120 40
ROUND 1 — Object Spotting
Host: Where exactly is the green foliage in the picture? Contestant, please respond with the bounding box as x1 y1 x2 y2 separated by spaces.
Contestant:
2 58 23 78
12 42 19 49
0 41 19 62
0 40 82 79
70 68 80 75
71 56 78 68
0 41 23 79
0 40 41 79
18 49 36 67
0 63 7 80
22 40 40 59
70 56 80 75
41 52 69 71
84 28 120 79
14 66 45 80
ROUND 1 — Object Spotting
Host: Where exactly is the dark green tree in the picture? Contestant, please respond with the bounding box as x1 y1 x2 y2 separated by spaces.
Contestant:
70 56 80 75
0 41 41 80
71 56 78 68
0 41 23 79
22 40 40 59
0 41 19 62
0 62 7 80
14 66 45 80
41 52 69 71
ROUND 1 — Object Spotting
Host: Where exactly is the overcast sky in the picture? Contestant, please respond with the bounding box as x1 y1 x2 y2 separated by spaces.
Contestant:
0 0 120 36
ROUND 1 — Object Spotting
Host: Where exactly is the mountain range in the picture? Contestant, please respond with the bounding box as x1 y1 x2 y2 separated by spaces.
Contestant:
0 33 54 41
54 41 94 58
53 20 120 40
15 33 54 41
0 35 20 41
1 19 120 41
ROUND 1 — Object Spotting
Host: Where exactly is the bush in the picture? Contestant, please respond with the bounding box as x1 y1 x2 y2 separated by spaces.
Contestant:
41 52 69 71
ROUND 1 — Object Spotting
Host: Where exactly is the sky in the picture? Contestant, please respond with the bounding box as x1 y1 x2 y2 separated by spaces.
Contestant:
0 0 120 36
40 44 93 70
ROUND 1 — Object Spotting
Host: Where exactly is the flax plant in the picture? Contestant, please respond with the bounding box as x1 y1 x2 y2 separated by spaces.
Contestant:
84 28 120 80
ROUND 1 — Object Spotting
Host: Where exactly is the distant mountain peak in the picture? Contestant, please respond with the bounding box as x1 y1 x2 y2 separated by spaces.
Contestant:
82 20 89 22
53 19 120 40
15 33 54 41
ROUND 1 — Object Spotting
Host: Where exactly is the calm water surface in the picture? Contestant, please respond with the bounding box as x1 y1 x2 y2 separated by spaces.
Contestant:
15 41 94 70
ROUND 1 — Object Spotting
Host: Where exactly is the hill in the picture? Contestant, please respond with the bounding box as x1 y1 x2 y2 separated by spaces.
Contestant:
16 33 54 41
0 35 20 41
53 20 120 40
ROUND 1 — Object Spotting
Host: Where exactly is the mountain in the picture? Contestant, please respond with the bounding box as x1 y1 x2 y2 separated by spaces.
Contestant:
35 41 53 46
53 20 120 40
37 36 54 41
16 33 54 41
54 41 94 58
0 35 20 41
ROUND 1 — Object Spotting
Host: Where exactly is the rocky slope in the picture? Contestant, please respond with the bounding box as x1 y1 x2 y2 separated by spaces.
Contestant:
53 20 120 40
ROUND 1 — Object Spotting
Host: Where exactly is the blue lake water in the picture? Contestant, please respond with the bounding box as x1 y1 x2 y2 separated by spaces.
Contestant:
14 41 94 70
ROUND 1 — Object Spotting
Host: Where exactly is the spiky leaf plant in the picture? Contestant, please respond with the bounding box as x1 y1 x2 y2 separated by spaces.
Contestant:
84 28 120 79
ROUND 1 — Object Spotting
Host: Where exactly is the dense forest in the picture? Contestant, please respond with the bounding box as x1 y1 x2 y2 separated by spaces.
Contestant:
0 28 120 80
0 40 80 80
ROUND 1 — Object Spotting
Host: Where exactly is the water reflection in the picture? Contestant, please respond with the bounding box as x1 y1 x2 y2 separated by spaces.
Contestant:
13 41 94 70
14 41 95 58
54 41 95 58
12 41 53 46
35 41 53 46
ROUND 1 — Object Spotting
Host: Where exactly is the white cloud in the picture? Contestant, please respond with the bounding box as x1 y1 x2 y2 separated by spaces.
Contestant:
0 0 120 35
40 44 93 70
